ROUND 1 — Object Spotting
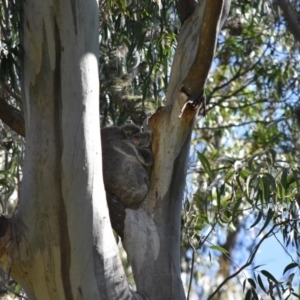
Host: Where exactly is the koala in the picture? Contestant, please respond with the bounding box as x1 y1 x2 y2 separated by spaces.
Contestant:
101 124 153 210
105 190 127 238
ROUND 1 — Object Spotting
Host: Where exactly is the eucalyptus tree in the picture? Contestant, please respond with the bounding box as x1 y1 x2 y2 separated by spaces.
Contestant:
1 0 300 299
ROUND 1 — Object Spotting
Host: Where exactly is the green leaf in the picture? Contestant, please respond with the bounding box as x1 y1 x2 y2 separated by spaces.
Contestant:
268 149 276 164
257 274 267 293
245 289 252 300
261 269 278 283
249 211 262 229
225 168 235 181
121 0 126 10
283 263 298 275
197 152 213 180
240 169 250 180
246 175 254 198
286 174 296 190
252 288 259 300
281 168 289 190
291 292 300 299
259 174 275 205
253 264 265 270
14 284 20 293
256 208 274 237
210 245 229 254
264 173 276 190
248 278 256 289
277 183 284 202
262 176 271 204
286 273 295 286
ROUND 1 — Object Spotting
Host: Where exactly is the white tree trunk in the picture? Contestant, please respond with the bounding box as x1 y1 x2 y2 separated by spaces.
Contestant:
0 1 133 299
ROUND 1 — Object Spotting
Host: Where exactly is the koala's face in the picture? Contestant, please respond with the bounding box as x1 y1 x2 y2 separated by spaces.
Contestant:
131 132 152 148
121 124 141 139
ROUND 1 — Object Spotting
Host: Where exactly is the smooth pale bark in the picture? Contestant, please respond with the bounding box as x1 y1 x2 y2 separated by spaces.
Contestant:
123 1 229 300
0 1 133 299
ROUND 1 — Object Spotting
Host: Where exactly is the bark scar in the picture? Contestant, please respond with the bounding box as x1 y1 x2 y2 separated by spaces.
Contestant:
178 86 206 118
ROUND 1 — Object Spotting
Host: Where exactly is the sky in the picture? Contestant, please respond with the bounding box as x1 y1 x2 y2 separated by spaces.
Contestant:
256 231 299 294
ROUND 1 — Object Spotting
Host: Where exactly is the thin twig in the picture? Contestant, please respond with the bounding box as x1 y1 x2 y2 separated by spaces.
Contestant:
273 232 295 262
187 247 195 300
202 119 273 130
207 219 300 300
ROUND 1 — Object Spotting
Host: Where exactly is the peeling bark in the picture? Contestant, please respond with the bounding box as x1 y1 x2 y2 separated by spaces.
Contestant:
0 98 25 137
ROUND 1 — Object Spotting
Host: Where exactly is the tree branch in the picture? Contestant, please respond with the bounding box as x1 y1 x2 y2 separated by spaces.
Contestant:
182 0 225 102
276 0 300 42
0 98 25 137
176 0 196 25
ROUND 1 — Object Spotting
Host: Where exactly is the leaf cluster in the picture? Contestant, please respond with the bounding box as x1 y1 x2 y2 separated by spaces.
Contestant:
99 0 179 126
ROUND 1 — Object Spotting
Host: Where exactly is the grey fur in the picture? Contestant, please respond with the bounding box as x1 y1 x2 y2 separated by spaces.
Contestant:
101 124 153 209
